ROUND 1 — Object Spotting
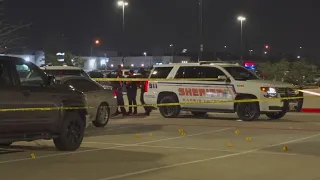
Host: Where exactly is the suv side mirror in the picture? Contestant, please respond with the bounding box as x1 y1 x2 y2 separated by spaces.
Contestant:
47 75 56 86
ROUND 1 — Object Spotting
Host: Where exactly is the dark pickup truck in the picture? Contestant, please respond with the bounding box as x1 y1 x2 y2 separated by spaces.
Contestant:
0 56 89 151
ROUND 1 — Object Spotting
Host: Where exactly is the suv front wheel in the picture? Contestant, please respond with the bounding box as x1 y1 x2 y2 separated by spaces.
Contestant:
159 95 180 118
53 112 85 151
236 100 260 121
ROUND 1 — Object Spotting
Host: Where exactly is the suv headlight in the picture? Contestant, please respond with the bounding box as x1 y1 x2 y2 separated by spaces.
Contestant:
261 87 277 97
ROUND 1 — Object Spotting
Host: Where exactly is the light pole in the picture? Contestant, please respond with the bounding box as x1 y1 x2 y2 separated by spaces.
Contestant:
117 0 128 65
90 39 100 56
198 0 203 62
169 44 174 63
237 16 246 61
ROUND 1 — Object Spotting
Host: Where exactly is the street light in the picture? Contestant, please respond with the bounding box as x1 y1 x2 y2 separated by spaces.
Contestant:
90 39 100 56
237 15 246 61
117 0 128 65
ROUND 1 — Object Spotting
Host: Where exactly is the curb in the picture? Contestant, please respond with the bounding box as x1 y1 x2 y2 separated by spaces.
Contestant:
301 108 320 113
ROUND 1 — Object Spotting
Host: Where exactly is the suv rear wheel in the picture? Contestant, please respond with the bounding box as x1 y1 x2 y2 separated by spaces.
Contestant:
93 103 110 128
159 95 180 118
236 100 260 121
53 112 85 151
191 111 207 117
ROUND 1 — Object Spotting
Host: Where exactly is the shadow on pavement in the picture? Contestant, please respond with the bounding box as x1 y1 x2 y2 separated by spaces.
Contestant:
179 114 302 123
86 124 165 137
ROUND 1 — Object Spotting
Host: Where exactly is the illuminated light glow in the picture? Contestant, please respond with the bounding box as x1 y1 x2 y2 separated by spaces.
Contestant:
237 16 246 21
131 64 134 67
110 64 114 67
121 64 124 67
117 1 128 6
25 57 30 61
56 52 65 56
141 64 144 67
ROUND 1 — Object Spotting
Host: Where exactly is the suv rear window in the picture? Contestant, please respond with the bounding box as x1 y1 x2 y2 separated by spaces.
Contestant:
150 67 173 79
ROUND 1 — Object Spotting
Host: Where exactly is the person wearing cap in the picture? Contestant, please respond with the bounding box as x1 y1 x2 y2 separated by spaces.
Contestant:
126 70 138 115
113 65 129 116
139 67 152 115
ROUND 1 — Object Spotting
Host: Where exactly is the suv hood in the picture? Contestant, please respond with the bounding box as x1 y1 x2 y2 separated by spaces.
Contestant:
246 80 296 88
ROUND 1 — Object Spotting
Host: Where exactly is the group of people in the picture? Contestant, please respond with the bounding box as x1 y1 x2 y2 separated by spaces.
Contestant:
112 65 152 116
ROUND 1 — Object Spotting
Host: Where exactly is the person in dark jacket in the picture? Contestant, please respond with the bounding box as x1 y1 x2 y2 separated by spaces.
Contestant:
114 65 129 116
126 70 138 115
139 67 152 115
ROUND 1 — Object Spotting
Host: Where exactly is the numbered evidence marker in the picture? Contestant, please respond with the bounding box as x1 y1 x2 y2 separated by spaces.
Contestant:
227 142 233 147
179 129 186 136
235 130 240 135
283 146 289 151
246 137 252 141
30 153 36 158
149 133 153 136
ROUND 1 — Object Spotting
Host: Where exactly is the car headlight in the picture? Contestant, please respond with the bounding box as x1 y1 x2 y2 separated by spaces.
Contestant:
294 89 300 95
261 87 277 97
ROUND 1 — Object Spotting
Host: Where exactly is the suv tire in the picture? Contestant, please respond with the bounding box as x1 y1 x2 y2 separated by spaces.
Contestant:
53 112 85 151
236 100 260 121
266 100 289 120
93 103 110 128
159 95 180 118
191 111 207 117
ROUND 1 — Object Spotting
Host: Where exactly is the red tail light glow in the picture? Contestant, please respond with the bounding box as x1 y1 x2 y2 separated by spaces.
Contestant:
113 90 117 98
144 81 149 92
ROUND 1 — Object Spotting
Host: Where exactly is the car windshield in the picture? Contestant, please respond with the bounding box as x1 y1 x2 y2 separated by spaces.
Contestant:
224 66 259 80
44 69 90 78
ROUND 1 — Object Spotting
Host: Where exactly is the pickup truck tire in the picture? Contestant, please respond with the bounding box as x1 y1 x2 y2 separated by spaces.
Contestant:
191 112 207 117
159 95 180 118
92 103 110 128
236 100 260 121
53 112 85 151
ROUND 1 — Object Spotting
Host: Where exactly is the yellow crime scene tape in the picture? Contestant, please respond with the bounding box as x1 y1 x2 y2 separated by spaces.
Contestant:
0 96 304 112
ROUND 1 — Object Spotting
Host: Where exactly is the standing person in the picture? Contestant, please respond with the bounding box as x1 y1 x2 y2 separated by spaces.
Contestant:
139 67 152 116
114 65 129 116
126 70 138 115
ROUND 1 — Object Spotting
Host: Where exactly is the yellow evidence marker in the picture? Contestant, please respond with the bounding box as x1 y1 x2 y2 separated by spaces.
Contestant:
227 142 233 147
30 153 36 158
235 130 240 135
181 132 186 136
149 133 153 136
178 129 184 133
283 146 289 151
246 137 252 141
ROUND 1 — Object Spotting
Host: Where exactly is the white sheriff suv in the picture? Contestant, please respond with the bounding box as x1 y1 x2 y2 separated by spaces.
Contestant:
143 61 303 121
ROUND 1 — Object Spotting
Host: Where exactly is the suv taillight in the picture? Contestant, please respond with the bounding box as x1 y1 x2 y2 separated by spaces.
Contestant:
144 80 149 92
113 90 117 98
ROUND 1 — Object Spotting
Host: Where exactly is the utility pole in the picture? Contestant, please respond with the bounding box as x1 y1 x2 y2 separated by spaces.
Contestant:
198 0 203 62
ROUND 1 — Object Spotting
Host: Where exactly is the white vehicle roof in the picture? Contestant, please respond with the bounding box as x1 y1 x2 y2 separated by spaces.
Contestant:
152 62 240 68
40 66 83 70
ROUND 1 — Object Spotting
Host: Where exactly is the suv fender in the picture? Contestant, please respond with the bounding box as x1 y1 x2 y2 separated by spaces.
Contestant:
59 101 88 129
233 93 259 111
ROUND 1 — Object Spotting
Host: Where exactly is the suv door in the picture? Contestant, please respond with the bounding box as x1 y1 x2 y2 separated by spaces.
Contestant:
0 61 26 133
14 61 59 131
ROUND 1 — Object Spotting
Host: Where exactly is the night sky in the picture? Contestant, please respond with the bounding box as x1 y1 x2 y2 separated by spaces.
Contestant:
4 0 320 58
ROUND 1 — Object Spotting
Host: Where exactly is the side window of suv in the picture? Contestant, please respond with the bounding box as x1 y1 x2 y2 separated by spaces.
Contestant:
204 67 226 80
0 62 13 88
16 62 46 86
150 67 173 78
175 67 206 79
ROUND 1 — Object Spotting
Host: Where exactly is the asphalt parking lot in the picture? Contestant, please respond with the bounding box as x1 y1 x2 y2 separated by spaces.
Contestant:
1 111 320 180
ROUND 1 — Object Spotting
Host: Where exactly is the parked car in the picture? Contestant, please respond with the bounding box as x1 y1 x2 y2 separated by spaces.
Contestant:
56 76 118 127
0 56 88 151
40 66 90 78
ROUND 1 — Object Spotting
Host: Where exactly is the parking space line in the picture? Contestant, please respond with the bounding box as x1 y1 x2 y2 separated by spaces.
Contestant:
83 142 299 156
96 133 320 180
0 128 230 164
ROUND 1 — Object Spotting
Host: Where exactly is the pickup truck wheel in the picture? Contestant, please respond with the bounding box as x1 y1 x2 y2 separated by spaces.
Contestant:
191 112 207 117
54 112 85 151
159 95 180 118
236 101 260 121
92 103 110 128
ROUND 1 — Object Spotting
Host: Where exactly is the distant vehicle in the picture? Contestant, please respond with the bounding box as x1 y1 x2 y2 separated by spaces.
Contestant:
40 66 90 78
0 56 88 151
88 71 105 78
57 76 118 127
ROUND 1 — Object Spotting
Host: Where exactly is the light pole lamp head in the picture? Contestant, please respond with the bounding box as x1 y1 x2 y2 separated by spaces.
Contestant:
117 1 128 6
237 16 246 21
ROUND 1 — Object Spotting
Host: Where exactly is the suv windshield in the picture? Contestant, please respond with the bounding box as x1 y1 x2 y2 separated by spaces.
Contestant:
224 66 259 80
44 69 90 78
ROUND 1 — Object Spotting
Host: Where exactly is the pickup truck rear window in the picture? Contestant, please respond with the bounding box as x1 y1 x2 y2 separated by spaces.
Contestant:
150 67 173 79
